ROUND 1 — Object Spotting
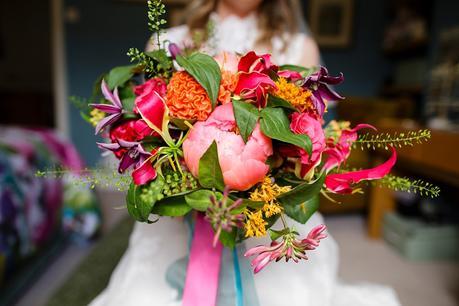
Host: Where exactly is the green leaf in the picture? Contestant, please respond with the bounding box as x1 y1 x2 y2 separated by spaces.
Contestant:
151 195 192 216
185 189 215 211
283 195 319 224
106 65 136 89
266 95 297 111
198 141 225 191
126 178 164 223
269 228 291 241
278 174 325 224
118 86 136 110
279 65 317 77
260 107 312 155
219 228 237 248
176 53 221 108
232 99 260 142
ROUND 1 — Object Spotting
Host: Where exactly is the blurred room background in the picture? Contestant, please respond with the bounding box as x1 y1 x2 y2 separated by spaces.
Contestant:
0 0 458 306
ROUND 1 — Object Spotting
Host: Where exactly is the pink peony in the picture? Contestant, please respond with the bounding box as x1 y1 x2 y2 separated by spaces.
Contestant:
183 103 273 191
289 112 326 178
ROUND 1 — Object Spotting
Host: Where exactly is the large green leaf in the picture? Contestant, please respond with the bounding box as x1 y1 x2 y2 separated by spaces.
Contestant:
106 65 136 90
126 178 164 223
151 195 192 216
198 141 225 191
185 189 215 211
278 174 325 224
259 107 312 155
176 53 221 108
266 95 297 111
232 99 259 142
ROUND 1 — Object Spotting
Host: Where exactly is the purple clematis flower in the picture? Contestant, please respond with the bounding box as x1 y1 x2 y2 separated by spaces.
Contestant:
302 67 345 116
90 79 124 135
97 139 151 173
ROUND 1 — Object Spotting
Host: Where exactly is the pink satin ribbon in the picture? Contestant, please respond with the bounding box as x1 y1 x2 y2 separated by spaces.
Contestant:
182 214 223 306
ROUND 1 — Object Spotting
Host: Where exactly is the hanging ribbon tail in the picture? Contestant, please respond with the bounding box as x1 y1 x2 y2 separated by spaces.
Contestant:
182 214 223 306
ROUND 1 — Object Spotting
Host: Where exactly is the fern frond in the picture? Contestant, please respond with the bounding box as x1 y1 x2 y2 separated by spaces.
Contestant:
354 129 431 150
374 174 440 198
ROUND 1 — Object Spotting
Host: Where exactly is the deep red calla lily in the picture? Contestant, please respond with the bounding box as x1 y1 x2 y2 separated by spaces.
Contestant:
238 51 277 73
325 146 397 194
234 72 277 107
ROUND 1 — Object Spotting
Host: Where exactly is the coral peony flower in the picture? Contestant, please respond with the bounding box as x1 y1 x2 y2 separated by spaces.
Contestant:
166 71 212 121
183 103 272 191
135 78 166 130
288 112 326 179
214 51 239 73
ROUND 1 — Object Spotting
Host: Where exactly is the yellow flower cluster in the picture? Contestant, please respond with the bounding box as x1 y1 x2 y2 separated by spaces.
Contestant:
244 177 292 238
89 108 106 127
250 177 292 217
275 78 313 113
244 210 268 238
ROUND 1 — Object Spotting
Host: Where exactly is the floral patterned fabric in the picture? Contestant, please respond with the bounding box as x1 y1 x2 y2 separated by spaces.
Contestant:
0 128 99 287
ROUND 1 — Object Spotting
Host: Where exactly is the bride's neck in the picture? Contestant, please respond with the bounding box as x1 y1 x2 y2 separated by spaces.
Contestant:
215 2 256 19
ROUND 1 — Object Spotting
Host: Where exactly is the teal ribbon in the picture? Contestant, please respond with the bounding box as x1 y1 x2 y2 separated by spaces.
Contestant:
233 248 244 306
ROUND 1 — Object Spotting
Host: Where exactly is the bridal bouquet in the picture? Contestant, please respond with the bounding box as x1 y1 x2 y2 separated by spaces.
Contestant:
78 1 438 304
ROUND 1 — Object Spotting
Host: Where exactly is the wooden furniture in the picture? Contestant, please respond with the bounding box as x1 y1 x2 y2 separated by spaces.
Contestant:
367 119 459 238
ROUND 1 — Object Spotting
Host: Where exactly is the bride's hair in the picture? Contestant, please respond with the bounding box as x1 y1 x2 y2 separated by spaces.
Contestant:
183 0 304 50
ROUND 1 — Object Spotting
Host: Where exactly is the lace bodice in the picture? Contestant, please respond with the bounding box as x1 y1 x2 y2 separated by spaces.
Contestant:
159 13 309 66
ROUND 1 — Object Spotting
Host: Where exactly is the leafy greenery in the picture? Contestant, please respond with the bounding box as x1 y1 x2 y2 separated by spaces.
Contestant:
218 228 237 248
106 65 136 90
374 174 440 198
198 141 225 191
147 0 167 48
278 174 325 224
266 95 296 111
176 53 222 108
260 107 312 155
232 99 259 142
126 178 165 223
355 129 431 150
151 195 192 216
185 189 215 211
127 48 172 79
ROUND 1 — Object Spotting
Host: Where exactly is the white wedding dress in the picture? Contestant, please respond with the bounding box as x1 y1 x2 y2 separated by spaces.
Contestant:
90 14 401 306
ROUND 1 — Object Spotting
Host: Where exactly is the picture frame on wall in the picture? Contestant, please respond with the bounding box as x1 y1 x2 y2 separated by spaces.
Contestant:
308 0 354 48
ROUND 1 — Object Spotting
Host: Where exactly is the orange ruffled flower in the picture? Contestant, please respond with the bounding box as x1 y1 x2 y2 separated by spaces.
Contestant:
275 78 314 113
166 71 212 121
218 70 238 104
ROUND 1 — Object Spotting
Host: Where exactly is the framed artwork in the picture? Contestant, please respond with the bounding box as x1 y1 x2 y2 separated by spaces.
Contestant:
309 0 354 48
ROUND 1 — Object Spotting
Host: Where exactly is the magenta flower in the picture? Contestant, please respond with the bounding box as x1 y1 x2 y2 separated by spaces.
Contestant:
237 51 277 74
134 78 166 130
183 103 273 191
90 79 124 134
325 146 397 194
234 72 277 107
244 224 328 273
323 124 375 171
168 43 181 59
289 112 326 179
302 67 344 116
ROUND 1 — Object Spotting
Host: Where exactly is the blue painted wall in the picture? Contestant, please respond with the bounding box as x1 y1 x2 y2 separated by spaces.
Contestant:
65 0 149 165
